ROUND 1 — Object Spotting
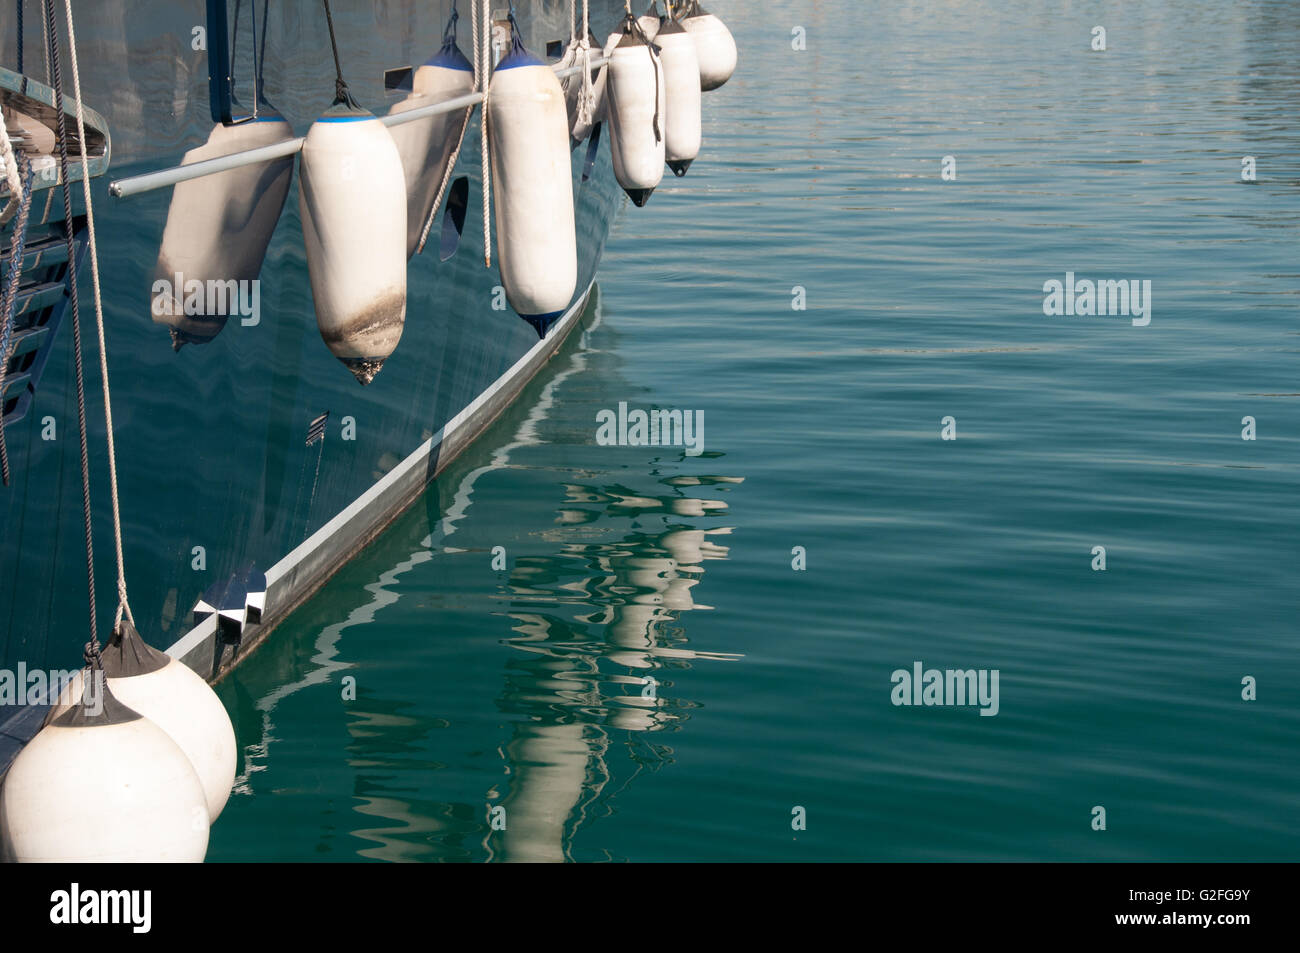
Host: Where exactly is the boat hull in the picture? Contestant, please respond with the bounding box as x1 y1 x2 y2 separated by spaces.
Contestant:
0 0 626 707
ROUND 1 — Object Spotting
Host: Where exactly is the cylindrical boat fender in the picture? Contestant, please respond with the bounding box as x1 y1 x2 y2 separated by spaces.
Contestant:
656 18 701 176
604 5 661 50
606 19 666 206
388 17 476 259
637 2 662 42
603 29 622 58
299 101 407 384
0 680 209 862
487 24 578 336
680 1 737 91
100 621 237 824
152 102 293 350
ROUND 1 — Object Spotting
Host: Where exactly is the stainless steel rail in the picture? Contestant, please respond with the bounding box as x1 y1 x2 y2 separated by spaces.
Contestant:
109 56 607 199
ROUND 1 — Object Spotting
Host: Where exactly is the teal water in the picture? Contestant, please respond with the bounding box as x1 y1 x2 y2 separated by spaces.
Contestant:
210 0 1300 861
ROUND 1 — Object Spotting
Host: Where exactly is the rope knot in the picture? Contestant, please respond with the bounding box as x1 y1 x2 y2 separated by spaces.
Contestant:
333 77 360 109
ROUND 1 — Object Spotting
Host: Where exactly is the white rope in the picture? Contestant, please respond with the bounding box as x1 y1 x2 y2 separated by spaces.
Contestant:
577 46 594 125
472 3 480 100
473 1 483 91
414 105 472 256
0 113 24 219
579 0 595 126
559 1 596 129
62 0 133 626
480 0 490 268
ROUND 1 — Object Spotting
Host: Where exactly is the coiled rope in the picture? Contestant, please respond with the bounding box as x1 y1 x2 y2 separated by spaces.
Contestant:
0 152 33 488
61 0 134 628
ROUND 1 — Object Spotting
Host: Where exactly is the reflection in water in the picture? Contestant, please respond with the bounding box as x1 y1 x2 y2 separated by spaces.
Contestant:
221 301 743 861
491 521 740 862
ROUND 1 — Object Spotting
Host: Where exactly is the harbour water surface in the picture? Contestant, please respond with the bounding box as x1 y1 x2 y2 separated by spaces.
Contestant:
210 0 1300 861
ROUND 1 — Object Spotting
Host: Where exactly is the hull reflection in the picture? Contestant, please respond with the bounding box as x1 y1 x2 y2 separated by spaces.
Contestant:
216 294 743 862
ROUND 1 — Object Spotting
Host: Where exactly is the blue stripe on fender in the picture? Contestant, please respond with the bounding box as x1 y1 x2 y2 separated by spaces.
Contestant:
495 51 546 71
316 115 374 123
428 44 475 72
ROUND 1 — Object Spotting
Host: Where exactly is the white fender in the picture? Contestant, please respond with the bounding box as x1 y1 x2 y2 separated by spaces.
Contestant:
637 2 661 42
388 32 476 258
607 25 666 206
681 2 737 91
656 18 701 176
487 34 577 336
0 686 209 862
152 104 293 349
100 621 237 823
299 101 407 384
603 28 622 58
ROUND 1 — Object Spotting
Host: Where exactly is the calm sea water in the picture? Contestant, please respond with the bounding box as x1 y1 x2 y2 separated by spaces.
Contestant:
210 0 1300 861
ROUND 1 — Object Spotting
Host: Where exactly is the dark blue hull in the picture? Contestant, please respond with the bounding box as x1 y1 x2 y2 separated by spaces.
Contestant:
0 0 627 677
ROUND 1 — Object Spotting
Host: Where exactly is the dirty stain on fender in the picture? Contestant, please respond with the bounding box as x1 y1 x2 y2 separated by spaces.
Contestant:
320 290 407 385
